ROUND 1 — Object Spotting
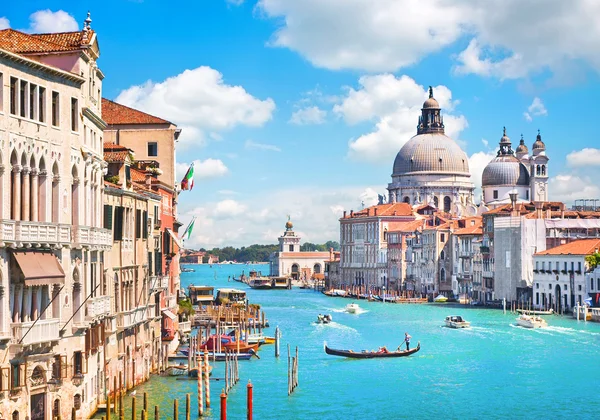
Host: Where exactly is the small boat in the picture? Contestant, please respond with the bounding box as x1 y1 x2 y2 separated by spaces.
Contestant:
201 334 260 353
445 315 471 329
249 278 272 289
345 303 360 314
516 314 548 329
316 314 332 324
516 308 554 315
181 267 195 273
324 342 420 359
165 364 188 376
434 295 448 303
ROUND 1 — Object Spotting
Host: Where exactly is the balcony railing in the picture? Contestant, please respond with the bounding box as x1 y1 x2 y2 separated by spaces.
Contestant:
86 295 111 321
117 307 147 330
458 273 473 281
72 226 113 248
11 318 60 345
150 275 169 292
164 295 177 310
0 220 71 247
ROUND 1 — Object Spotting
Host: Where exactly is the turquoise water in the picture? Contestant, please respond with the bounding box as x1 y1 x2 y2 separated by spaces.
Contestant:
122 264 600 419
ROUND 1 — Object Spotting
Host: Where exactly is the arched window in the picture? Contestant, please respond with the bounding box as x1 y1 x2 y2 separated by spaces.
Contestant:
71 165 80 226
313 263 321 274
403 196 410 204
541 165 546 176
74 394 81 410
440 250 445 260
433 196 439 208
52 162 60 223
10 150 20 220
440 268 446 283
536 165 540 176
53 399 61 419
443 196 451 213
291 264 299 273
31 365 46 386
12 410 19 420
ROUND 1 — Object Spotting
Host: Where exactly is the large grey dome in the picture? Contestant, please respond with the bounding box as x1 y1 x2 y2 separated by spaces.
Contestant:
482 155 529 187
393 133 470 176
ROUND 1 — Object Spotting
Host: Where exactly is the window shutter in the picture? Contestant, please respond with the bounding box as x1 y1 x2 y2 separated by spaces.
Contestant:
103 205 113 230
135 209 141 239
85 329 91 354
0 367 9 391
143 211 148 238
114 207 124 241
60 355 68 378
148 252 153 276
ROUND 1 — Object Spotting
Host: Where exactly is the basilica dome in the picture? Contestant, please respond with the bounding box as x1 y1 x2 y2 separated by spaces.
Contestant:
392 134 470 176
482 128 530 187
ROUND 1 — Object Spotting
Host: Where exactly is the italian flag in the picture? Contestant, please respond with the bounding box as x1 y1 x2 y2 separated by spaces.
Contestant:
181 163 194 191
183 218 195 240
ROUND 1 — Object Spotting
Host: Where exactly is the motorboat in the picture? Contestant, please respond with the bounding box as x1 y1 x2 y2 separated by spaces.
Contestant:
516 308 554 315
200 334 260 353
249 278 272 289
516 314 548 329
324 342 420 359
445 315 471 329
316 314 333 324
434 295 448 303
345 303 360 314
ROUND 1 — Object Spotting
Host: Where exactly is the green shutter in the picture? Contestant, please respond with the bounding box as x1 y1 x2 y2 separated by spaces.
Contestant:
103 205 113 230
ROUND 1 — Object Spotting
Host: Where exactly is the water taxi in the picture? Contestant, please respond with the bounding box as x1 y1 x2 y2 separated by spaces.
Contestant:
316 314 332 324
434 295 448 303
215 288 247 305
516 314 548 329
345 303 360 314
249 277 272 289
445 315 471 329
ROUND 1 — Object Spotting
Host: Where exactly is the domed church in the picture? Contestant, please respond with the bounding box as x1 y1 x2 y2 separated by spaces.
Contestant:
482 128 549 208
387 87 475 214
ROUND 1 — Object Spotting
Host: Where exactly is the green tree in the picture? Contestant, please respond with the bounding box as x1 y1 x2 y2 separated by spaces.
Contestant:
585 253 600 270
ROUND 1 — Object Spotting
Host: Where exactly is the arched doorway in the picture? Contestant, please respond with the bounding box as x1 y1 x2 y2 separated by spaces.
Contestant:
444 196 451 213
555 284 562 313
291 264 299 280
53 399 60 420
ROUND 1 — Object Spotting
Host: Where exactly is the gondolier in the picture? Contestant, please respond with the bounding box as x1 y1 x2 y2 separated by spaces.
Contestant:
404 332 412 351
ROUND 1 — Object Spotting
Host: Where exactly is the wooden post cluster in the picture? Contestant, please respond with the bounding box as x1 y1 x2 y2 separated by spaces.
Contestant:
287 345 299 395
224 351 240 394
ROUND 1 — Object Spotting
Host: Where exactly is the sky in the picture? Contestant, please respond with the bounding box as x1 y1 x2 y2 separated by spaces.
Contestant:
3 1 600 248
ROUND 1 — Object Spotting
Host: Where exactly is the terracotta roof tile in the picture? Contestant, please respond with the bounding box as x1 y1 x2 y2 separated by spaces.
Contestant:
103 142 131 163
387 220 425 233
0 29 87 54
535 239 600 256
102 98 172 125
130 167 148 183
342 203 414 219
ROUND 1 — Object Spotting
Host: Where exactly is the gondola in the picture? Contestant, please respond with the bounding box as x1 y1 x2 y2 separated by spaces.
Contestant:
324 342 420 358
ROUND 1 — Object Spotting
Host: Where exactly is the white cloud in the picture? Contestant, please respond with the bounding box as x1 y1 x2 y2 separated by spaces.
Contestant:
244 139 281 152
258 0 600 79
0 17 10 30
115 66 275 149
549 174 600 203
28 10 78 33
335 75 468 163
566 148 600 167
180 186 381 248
176 159 229 182
289 106 327 125
523 97 548 122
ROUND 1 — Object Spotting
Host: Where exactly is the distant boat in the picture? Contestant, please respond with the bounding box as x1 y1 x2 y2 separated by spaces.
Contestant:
445 315 471 329
324 342 420 359
434 295 448 303
181 267 195 273
316 314 332 324
516 314 548 329
249 277 272 290
516 308 554 315
345 303 360 314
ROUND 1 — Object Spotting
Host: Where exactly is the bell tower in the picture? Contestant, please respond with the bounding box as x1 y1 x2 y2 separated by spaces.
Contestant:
529 130 549 202
278 216 301 253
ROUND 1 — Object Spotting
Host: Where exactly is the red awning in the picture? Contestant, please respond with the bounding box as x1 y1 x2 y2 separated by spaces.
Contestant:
13 251 65 286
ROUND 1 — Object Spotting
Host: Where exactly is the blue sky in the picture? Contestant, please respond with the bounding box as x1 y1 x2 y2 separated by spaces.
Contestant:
3 1 600 247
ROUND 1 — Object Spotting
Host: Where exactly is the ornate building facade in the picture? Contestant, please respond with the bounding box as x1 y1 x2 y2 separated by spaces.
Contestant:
387 87 475 213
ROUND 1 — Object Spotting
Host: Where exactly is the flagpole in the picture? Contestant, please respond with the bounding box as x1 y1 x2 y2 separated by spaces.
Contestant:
181 216 197 242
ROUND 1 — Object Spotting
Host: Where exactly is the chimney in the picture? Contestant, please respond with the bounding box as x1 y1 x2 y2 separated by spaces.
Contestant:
560 202 565 219
343 210 347 218
367 208 371 216
374 208 378 216
393 211 397 216
350 210 354 217
329 247 334 261
534 201 543 219
509 192 518 217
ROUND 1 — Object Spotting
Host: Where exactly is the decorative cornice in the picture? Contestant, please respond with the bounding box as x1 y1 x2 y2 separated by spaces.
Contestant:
0 48 86 85
82 107 108 130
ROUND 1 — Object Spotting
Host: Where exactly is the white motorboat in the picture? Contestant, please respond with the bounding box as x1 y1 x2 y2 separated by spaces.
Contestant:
516 314 548 329
316 314 333 324
345 303 360 314
434 295 448 303
445 315 471 329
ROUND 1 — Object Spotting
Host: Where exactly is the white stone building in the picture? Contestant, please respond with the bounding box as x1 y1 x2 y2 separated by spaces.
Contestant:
0 18 113 420
532 239 600 312
387 87 475 213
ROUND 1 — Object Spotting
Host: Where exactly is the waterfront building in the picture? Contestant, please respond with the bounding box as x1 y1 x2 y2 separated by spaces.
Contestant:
532 239 600 311
181 251 206 264
0 17 114 420
339 203 417 289
324 250 341 289
452 218 483 301
482 129 550 208
102 99 182 356
387 87 475 213
269 219 330 281
586 266 600 308
386 220 423 294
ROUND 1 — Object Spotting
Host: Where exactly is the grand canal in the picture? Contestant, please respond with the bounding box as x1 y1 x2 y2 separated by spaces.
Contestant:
114 264 600 419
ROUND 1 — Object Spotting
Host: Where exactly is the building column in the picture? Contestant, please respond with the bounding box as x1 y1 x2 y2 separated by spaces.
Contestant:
21 167 30 221
38 170 48 222
31 286 38 320
12 166 22 221
30 169 39 222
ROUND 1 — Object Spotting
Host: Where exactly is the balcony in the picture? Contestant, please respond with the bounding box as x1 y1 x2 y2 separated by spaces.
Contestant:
116 307 147 330
179 321 191 333
0 220 71 247
11 318 60 346
458 273 473 281
150 275 169 292
483 270 494 278
164 295 177 310
86 296 111 321
72 226 113 248
459 251 474 258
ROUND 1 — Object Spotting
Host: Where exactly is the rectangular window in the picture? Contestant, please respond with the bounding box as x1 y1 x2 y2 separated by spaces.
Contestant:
135 209 142 239
19 80 27 117
593 279 595 291
493 190 498 199
52 91 60 126
571 262 574 272
289 245 294 252
143 210 148 239
125 165 131 183
564 262 567 271
440 234 445 242
114 206 124 241
71 97 79 131
536 261 539 270
597 278 600 290
555 262 559 271
579 285 583 291
10 363 25 389
103 205 113 230
578 262 582 272
29 83 36 119
73 351 85 376
10 77 18 114
38 87 46 123
148 142 158 157
535 292 539 305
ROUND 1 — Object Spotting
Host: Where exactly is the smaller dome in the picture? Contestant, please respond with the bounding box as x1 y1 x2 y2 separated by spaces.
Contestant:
422 86 440 109
516 137 528 154
482 156 530 187
533 131 545 151
499 127 511 146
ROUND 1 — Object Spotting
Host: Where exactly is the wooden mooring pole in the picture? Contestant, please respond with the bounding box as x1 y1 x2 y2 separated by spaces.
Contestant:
131 397 136 420
220 390 227 420
186 393 191 420
247 380 253 420
197 356 204 417
173 398 178 420
204 352 211 408
275 326 280 358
